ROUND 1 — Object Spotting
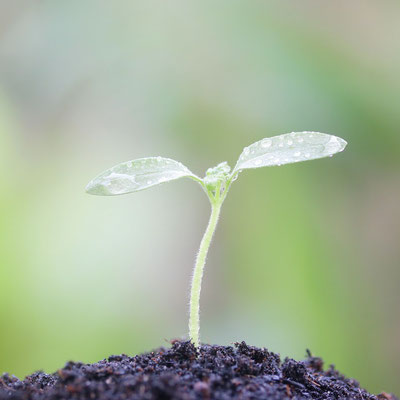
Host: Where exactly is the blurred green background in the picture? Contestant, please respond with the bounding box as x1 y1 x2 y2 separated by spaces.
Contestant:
0 0 399 395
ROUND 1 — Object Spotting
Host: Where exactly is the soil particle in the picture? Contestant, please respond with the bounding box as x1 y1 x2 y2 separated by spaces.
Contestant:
0 341 397 400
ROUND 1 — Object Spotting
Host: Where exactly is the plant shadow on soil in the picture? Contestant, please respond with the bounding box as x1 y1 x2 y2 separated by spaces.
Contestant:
0 341 397 400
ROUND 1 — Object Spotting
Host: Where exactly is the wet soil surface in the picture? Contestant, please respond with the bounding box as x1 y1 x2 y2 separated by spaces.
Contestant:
0 341 397 400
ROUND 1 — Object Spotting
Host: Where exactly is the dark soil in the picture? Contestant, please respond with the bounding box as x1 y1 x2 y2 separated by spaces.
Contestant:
0 341 397 400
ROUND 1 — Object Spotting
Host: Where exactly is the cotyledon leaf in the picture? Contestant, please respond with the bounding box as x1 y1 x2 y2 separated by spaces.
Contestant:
86 157 201 196
232 132 347 174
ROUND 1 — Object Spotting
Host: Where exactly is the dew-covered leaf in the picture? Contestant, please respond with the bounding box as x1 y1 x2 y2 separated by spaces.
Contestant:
86 157 200 196
233 132 347 173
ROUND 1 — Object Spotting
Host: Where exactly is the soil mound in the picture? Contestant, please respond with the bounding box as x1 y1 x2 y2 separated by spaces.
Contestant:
0 341 397 399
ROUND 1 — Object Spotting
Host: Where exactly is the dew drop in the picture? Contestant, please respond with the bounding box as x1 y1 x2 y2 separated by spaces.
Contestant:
147 180 152 185
244 147 250 155
261 139 271 148
294 151 301 157
156 156 162 162
305 153 311 158
287 139 293 145
278 143 284 148
254 159 262 166
297 138 304 143
309 133 314 138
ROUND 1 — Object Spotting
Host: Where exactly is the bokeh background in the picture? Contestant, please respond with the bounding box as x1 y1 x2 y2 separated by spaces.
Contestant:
1 0 399 395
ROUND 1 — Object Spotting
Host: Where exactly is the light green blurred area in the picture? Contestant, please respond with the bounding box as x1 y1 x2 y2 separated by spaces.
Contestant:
1 0 399 395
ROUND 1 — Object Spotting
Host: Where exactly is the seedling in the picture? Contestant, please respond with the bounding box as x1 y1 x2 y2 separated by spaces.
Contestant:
86 131 347 347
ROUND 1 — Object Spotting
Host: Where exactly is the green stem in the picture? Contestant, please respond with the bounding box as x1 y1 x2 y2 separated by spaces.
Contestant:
189 198 222 347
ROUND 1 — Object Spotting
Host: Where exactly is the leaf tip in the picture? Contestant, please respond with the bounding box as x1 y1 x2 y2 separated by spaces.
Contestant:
330 135 348 154
85 179 108 196
85 180 97 195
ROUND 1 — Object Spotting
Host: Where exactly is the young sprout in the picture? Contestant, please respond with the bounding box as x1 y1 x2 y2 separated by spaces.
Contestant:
86 131 347 347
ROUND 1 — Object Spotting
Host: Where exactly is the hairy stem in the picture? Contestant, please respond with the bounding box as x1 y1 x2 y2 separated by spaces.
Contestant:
189 200 222 347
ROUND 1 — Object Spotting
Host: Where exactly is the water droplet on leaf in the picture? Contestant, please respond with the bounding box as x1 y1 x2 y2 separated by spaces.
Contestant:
261 139 271 148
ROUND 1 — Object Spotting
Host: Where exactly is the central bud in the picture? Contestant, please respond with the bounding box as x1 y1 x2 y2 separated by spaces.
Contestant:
203 162 231 195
